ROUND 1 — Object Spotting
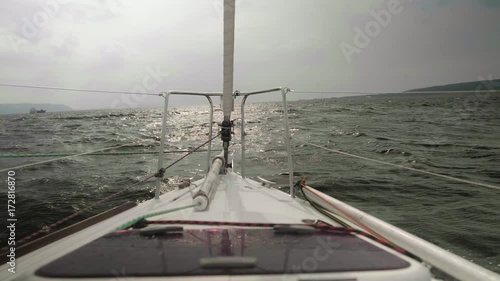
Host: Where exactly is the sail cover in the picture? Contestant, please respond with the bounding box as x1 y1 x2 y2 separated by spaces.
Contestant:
223 0 235 120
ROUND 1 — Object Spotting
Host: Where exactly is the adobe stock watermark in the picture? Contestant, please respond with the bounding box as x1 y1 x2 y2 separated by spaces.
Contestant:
340 0 407 63
2 0 125 53
102 0 127 16
109 64 169 109
2 0 70 53
281 235 342 281
111 267 133 281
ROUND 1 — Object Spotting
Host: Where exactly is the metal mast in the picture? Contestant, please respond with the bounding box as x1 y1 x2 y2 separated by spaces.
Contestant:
221 0 236 169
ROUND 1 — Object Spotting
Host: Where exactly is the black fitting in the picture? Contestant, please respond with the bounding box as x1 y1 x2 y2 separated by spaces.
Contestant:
154 168 166 178
221 120 232 142
131 218 147 229
293 179 302 190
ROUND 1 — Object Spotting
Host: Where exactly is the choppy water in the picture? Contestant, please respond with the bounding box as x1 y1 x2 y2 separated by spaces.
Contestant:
1 92 499 273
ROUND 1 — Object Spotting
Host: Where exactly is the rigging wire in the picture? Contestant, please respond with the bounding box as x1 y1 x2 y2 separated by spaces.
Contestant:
0 142 141 173
116 203 199 230
0 137 220 172
0 150 209 158
2 84 497 97
0 118 223 170
292 90 499 95
10 171 159 248
301 141 500 192
160 132 221 173
6 133 220 248
293 90 379 95
0 83 159 96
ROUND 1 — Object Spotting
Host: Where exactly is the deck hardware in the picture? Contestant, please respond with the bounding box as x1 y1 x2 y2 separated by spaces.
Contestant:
256 176 276 188
139 226 184 236
200 257 257 269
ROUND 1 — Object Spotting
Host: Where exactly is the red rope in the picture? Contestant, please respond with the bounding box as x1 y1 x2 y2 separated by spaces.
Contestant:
142 219 408 254
143 219 351 232
302 185 392 244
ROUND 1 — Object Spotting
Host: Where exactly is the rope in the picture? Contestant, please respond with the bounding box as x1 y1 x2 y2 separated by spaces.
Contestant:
7 134 221 248
115 133 221 230
0 83 159 96
0 142 140 173
302 141 500 191
294 177 349 228
302 184 391 244
146 220 278 228
5 172 158 250
0 150 208 158
167 184 198 203
161 132 221 172
141 220 410 255
115 203 199 230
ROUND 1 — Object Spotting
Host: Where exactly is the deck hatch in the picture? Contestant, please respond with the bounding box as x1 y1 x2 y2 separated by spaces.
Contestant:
36 228 410 277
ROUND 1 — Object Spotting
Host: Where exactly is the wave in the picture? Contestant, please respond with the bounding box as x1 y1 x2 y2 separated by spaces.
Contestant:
3 98 499 273
378 148 412 156
52 113 138 120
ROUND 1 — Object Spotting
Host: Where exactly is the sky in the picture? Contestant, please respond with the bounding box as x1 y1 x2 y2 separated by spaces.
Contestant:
0 0 499 110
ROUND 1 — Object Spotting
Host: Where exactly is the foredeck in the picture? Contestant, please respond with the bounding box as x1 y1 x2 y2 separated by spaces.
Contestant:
6 171 432 281
151 171 341 225
0 171 342 281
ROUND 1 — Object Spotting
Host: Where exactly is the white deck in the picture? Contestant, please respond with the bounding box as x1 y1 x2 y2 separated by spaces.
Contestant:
0 171 433 281
155 171 339 224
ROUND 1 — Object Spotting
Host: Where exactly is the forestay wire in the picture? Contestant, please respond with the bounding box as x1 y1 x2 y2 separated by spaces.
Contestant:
1 150 208 158
0 83 159 96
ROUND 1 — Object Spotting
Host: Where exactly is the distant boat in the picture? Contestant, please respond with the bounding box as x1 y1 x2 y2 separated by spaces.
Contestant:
30 108 46 114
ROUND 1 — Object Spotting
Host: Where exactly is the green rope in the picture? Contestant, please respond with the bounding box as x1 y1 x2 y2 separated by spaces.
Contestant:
116 203 199 230
1 150 207 158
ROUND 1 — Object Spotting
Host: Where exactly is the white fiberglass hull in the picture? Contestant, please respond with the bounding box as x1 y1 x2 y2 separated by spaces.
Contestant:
0 171 498 281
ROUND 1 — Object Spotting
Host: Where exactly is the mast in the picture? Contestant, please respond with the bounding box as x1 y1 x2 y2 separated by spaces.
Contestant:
221 0 236 168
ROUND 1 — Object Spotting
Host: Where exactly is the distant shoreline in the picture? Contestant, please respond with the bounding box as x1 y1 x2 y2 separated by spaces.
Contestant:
2 79 498 114
406 79 500 93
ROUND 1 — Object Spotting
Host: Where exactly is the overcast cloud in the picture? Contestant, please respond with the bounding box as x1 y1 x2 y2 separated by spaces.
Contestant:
0 0 499 109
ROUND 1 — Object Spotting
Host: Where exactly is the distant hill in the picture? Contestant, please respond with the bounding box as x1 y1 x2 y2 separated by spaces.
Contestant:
0 103 72 115
407 79 500 92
